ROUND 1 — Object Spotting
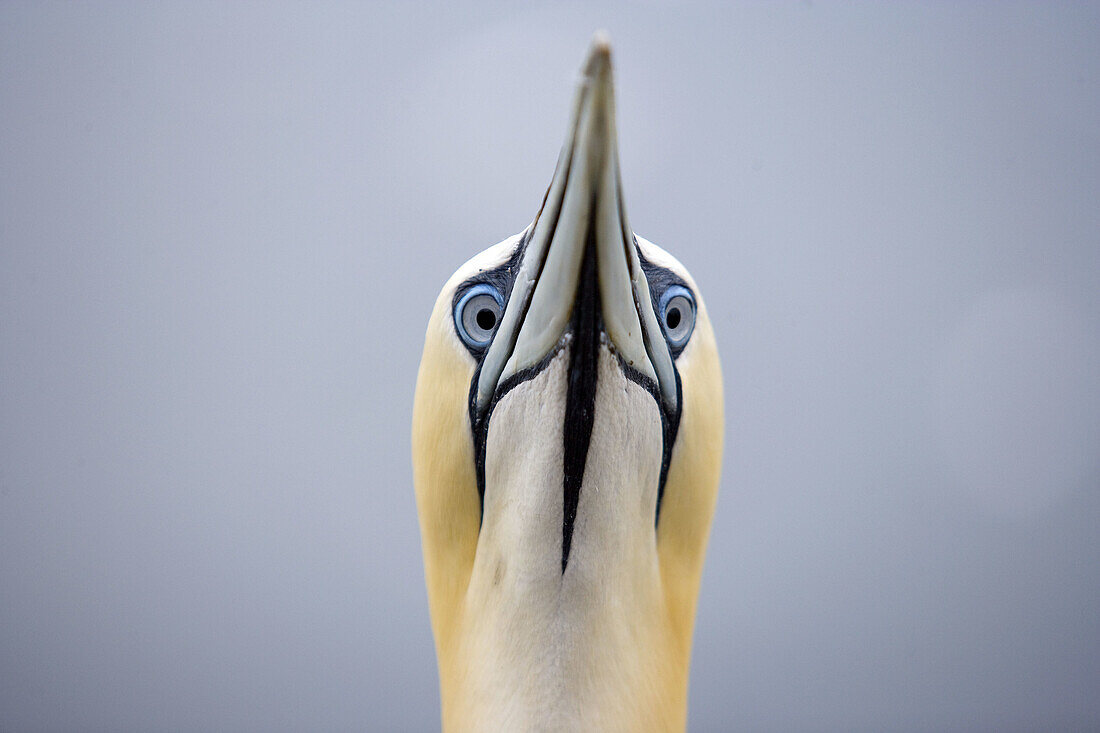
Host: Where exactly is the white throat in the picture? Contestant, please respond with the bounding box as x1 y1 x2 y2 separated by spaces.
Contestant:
454 344 677 732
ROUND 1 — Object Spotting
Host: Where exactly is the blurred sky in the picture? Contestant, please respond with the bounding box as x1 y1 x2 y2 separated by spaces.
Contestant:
2 2 1099 731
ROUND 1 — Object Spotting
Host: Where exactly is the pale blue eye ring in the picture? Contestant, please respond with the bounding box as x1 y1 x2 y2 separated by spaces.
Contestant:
455 284 504 348
658 285 696 349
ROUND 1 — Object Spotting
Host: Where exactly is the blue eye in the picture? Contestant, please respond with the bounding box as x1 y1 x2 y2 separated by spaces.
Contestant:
658 285 695 349
455 284 504 348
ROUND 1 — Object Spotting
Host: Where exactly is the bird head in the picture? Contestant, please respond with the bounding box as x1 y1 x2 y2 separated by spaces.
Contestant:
412 33 723 731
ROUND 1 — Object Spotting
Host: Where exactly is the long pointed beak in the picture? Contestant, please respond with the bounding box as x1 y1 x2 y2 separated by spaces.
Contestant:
474 33 677 418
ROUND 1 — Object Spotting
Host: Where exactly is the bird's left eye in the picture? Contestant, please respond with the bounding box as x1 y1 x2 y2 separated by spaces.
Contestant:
659 285 696 350
455 284 504 348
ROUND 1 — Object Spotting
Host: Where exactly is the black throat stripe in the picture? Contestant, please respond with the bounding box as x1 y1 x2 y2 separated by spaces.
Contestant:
561 220 601 573
467 234 684 559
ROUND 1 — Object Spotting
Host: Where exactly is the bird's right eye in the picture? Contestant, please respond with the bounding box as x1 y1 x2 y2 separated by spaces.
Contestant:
455 284 504 349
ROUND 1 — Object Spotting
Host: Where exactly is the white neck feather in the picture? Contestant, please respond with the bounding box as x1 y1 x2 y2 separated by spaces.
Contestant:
449 347 681 732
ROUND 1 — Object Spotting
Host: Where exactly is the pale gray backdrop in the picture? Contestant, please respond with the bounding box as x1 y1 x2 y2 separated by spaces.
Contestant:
2 2 1098 731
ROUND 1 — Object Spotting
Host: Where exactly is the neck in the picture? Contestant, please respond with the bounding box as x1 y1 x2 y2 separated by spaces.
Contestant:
437 348 690 732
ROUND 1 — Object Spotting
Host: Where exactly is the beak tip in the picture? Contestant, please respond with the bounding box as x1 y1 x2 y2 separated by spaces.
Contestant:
584 31 613 77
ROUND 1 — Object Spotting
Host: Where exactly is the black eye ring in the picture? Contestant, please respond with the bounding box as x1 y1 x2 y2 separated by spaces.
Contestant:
454 283 504 349
658 285 696 350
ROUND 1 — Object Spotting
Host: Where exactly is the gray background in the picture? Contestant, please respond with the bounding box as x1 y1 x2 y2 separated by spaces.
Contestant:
2 2 1098 731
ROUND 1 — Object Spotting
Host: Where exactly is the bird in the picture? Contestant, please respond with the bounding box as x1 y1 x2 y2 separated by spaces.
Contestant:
412 33 723 732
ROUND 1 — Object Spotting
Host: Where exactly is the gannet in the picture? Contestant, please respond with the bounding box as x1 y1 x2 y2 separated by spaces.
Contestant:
412 33 723 732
